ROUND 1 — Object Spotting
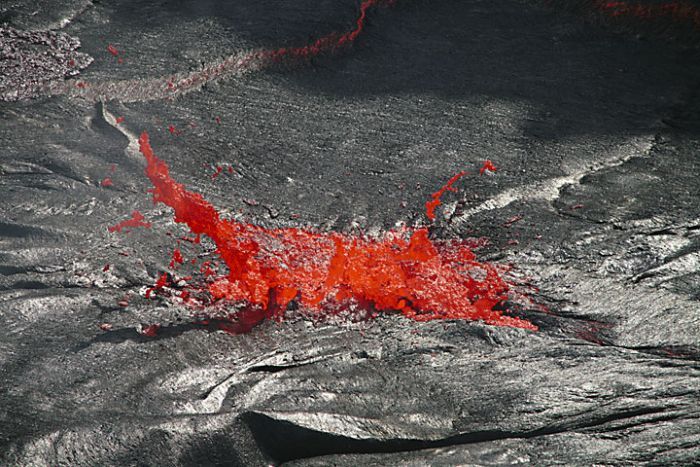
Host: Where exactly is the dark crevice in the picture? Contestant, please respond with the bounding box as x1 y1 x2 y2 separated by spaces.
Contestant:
74 320 225 350
0 280 53 290
399 345 457 356
75 312 275 350
245 354 341 374
242 406 674 465
593 411 687 433
0 221 59 238
621 345 700 363
246 363 311 374
644 228 680 236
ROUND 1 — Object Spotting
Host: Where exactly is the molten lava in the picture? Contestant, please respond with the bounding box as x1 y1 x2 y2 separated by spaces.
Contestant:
108 210 151 233
137 132 536 331
425 171 467 221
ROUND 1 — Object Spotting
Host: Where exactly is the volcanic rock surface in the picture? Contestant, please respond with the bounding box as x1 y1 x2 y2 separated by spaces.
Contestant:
1 1 699 465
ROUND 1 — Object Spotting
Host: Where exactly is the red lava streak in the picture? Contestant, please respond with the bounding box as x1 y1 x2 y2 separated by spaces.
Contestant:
108 210 152 233
480 160 498 175
145 272 170 299
138 132 536 331
169 248 184 269
425 171 467 221
264 0 396 62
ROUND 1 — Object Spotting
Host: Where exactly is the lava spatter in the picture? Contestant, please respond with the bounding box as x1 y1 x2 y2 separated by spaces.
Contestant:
480 160 498 175
108 210 151 233
425 171 467 221
137 132 536 331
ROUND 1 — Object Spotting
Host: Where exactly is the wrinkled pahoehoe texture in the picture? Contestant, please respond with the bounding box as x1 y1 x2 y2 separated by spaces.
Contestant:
1 0 699 465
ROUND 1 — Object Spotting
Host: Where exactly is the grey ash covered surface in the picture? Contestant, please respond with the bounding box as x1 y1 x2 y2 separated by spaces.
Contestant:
1 0 699 465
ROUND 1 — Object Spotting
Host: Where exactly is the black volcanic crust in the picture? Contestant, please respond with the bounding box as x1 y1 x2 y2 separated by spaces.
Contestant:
1 1 699 465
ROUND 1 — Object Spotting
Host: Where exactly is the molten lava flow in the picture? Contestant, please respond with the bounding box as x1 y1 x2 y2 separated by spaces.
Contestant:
138 132 536 331
108 210 151 233
425 171 467 221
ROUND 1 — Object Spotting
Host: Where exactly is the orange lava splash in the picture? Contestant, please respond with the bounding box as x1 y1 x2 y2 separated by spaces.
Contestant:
138 132 536 331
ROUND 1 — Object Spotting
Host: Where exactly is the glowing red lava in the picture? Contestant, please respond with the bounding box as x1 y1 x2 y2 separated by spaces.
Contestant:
169 248 184 269
263 0 396 62
108 210 152 233
137 132 536 331
480 160 498 175
425 171 467 221
145 272 170 299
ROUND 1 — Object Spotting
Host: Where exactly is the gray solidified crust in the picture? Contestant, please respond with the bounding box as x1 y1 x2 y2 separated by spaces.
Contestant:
0 0 94 31
1 0 699 465
0 27 92 101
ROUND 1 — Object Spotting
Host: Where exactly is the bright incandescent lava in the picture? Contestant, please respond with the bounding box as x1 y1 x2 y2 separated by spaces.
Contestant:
130 132 537 332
